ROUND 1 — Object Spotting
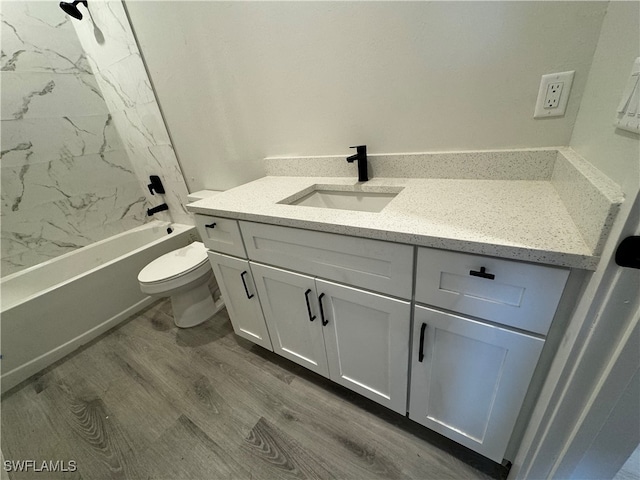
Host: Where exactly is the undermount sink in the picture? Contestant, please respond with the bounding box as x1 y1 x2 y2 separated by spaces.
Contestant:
280 185 402 213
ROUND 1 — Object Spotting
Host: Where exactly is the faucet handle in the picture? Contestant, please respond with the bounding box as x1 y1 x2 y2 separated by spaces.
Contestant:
350 145 367 156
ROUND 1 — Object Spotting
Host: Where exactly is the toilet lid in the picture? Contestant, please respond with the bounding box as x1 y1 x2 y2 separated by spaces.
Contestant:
138 241 209 284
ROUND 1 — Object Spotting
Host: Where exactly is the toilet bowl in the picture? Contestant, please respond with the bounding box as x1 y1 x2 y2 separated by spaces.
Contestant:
138 241 219 328
138 190 224 328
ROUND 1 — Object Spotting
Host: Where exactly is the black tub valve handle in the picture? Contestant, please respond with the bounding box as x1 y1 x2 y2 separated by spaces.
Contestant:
147 175 165 195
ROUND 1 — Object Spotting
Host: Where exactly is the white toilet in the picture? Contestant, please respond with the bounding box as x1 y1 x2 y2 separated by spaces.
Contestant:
138 190 224 328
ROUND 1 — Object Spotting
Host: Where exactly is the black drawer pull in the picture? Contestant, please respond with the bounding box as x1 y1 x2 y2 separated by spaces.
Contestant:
418 323 427 362
240 271 254 299
304 289 316 322
616 236 640 269
205 222 217 229
469 266 495 280
318 293 328 326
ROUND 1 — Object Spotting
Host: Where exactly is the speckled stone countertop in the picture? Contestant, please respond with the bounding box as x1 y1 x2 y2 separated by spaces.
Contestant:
187 175 598 270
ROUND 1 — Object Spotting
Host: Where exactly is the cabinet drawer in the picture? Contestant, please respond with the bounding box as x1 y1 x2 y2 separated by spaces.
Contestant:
415 248 569 335
240 221 414 299
195 214 246 258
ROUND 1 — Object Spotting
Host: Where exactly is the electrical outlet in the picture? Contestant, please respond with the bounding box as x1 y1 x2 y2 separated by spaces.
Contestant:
544 82 564 109
534 71 574 118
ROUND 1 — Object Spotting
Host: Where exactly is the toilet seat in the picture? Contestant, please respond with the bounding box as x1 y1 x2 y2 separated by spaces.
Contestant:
138 241 209 285
137 239 220 328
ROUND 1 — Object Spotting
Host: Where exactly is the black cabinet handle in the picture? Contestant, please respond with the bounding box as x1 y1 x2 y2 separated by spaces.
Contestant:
240 271 254 299
616 236 640 269
418 323 427 362
469 266 495 280
318 293 328 326
205 222 217 229
304 289 316 322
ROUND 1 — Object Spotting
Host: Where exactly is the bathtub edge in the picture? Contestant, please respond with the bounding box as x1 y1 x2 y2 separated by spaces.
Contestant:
1 296 156 394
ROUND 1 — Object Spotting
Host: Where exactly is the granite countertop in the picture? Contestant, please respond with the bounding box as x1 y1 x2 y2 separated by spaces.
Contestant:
187 176 597 270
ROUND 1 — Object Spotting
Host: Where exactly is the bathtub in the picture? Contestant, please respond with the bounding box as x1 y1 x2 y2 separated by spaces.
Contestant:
1 221 197 393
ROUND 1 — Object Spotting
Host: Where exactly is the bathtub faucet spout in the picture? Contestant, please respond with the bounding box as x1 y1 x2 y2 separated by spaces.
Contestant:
147 203 168 216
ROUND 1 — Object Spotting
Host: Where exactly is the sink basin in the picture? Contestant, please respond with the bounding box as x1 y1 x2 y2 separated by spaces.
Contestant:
280 185 402 213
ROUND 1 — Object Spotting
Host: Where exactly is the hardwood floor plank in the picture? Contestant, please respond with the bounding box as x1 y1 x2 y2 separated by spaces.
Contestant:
1 377 81 480
187 325 495 479
95 355 183 447
96 313 271 469
285 373 501 479
112 313 414 479
242 417 335 480
101 315 260 436
36 378 143 480
2 300 506 480
184 337 420 479
132 414 252 480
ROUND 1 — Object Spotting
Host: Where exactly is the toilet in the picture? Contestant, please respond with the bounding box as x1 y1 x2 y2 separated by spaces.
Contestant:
138 190 224 328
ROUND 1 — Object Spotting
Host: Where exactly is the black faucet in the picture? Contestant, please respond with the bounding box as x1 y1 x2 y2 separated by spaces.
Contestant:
346 145 368 182
147 203 168 216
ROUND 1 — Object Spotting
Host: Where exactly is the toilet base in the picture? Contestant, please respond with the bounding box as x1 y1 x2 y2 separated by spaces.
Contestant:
170 282 216 328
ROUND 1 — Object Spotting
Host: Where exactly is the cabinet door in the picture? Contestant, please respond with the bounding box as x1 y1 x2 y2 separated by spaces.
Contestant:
250 263 329 377
409 305 544 462
207 252 272 351
317 279 411 414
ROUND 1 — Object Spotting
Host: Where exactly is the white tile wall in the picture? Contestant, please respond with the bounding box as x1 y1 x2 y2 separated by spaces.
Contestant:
71 0 191 225
0 1 150 275
1 72 108 120
1 115 125 167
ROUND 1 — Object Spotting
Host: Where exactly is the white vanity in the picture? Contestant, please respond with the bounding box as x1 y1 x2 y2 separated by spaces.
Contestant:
187 148 623 464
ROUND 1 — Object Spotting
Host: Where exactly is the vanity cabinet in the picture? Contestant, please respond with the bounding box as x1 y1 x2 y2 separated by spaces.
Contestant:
409 305 544 462
206 251 272 351
197 215 570 463
250 261 411 414
408 246 569 462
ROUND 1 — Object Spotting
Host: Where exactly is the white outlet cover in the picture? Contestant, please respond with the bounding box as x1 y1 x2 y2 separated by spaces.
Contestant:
534 71 575 118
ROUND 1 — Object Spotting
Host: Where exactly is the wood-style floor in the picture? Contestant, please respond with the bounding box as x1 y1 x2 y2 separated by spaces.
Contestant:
2 299 508 480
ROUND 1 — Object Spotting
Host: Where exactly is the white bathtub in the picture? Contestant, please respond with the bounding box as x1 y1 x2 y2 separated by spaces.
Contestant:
1 221 197 393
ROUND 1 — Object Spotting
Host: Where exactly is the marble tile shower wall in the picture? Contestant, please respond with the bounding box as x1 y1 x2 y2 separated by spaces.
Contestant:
0 2 150 276
70 0 191 226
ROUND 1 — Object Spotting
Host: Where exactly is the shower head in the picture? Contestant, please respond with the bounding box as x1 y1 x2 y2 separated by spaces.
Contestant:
59 0 88 20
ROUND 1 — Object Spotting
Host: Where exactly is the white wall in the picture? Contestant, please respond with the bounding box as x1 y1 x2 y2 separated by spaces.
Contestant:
512 3 639 477
126 1 607 191
569 1 640 195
